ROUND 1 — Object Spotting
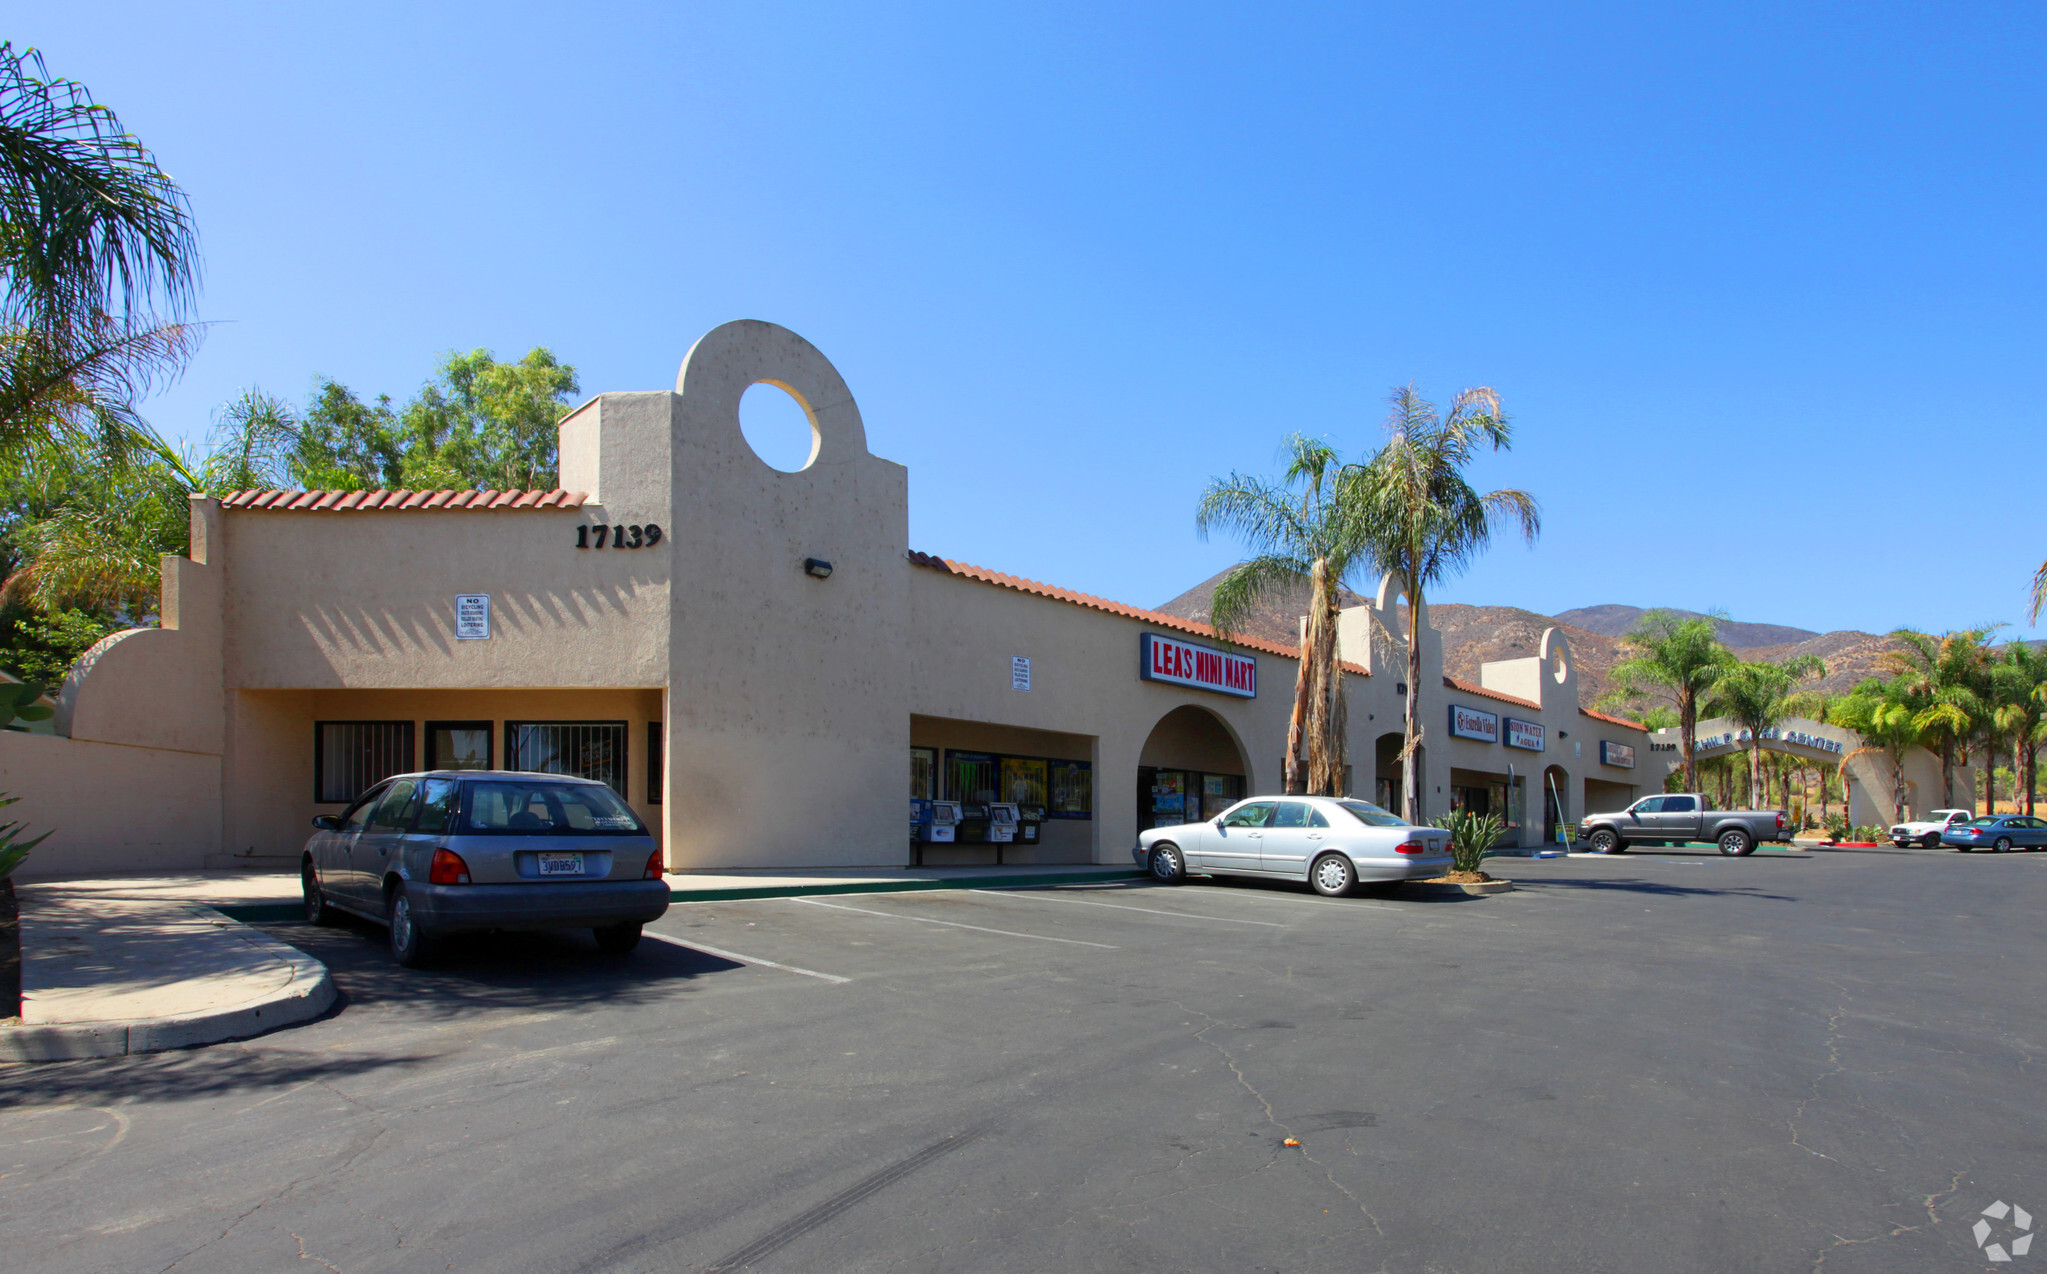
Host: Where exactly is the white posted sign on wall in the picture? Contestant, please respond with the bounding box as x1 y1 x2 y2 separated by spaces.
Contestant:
455 594 491 640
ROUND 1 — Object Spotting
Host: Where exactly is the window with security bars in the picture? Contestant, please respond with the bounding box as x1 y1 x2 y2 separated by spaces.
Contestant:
505 721 628 795
315 721 415 803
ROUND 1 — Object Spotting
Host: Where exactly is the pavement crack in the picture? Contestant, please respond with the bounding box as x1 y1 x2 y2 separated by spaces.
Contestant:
1172 1000 1385 1236
1808 1168 1967 1271
1789 1002 1849 1162
291 1230 344 1273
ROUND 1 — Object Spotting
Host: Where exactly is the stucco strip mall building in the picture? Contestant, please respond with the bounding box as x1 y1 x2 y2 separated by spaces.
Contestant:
18 321 1650 875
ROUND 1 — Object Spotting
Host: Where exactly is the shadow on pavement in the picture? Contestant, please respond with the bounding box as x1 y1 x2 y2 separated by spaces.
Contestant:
262 915 746 1022
1509 877 1796 902
0 1039 421 1107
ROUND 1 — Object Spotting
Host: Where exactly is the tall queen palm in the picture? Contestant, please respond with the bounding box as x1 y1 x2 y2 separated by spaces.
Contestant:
1604 611 1731 793
1197 435 1370 796
1347 386 1538 823
1703 654 1826 810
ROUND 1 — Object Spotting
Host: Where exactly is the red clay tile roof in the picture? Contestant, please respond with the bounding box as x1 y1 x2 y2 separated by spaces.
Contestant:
909 551 1367 674
1580 706 1649 733
1442 675 1540 711
216 488 586 511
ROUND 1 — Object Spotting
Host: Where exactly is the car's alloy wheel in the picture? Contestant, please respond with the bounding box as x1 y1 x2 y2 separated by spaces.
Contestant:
302 864 339 926
388 885 435 967
1717 829 1755 857
1310 853 1356 897
1149 844 1185 883
1994 837 2013 852
1589 828 1621 854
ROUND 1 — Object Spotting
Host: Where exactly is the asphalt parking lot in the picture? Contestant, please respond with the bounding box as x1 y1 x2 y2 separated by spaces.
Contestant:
1 846 2042 1273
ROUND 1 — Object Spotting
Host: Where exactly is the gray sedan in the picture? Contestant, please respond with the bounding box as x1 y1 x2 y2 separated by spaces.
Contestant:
301 770 671 966
1133 795 1453 896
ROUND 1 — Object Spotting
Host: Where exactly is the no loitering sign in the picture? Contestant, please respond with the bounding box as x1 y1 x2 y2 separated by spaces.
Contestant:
1140 633 1257 698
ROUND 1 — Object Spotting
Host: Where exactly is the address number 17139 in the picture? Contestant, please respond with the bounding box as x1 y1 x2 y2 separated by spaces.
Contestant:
575 524 663 549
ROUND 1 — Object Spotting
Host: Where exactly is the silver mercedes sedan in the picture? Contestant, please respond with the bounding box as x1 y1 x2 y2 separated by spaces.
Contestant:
301 770 670 966
1132 795 1453 896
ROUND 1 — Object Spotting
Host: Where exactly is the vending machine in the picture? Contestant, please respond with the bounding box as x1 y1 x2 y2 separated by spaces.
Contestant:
986 803 1020 844
1017 803 1046 844
918 800 961 843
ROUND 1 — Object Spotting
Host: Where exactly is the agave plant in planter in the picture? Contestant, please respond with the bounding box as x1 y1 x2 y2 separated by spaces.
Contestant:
1437 809 1507 884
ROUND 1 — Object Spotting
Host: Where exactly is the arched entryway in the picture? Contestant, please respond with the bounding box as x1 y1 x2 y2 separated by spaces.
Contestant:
1542 764 1570 846
1374 732 1425 821
1138 705 1252 831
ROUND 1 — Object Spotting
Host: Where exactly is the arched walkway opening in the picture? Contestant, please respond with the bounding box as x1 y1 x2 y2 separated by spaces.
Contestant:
1374 732 1424 820
1138 705 1251 831
1542 764 1571 845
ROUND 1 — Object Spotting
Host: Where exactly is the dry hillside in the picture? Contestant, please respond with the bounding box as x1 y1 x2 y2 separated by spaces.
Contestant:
1154 569 1902 711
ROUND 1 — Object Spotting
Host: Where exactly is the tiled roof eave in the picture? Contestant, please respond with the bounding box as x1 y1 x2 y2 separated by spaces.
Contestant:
1442 675 1541 711
215 488 587 511
908 550 1366 674
1581 706 1650 733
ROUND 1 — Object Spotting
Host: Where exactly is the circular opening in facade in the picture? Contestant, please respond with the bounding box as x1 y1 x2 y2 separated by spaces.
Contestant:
739 381 817 472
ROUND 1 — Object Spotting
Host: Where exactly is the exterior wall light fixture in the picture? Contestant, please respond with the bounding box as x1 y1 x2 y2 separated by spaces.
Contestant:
803 558 834 579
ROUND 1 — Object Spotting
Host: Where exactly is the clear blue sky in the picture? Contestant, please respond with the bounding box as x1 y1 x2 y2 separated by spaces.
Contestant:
24 2 2047 637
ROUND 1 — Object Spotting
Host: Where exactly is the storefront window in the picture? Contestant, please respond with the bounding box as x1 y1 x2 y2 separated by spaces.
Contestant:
1048 760 1092 819
910 747 936 800
426 721 491 771
945 750 997 805
505 721 628 795
647 721 663 805
315 721 414 803
1201 773 1244 820
999 757 1047 805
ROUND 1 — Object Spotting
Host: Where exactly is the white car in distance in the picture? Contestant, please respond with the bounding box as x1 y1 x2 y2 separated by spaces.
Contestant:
1134 795 1453 897
1889 808 1973 848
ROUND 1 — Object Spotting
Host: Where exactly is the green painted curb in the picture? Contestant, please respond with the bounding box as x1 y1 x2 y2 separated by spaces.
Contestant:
222 868 1146 922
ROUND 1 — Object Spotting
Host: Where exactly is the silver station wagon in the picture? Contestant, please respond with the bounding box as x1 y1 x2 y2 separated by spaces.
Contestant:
301 770 670 966
1133 795 1453 896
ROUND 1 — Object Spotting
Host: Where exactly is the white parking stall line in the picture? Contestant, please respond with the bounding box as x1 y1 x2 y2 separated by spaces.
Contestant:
970 889 1286 927
789 898 1120 949
643 930 852 983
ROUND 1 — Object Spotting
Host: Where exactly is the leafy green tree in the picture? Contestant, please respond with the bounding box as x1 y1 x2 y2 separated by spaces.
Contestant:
400 348 578 491
1347 385 1538 822
1831 677 1924 822
287 379 403 490
0 605 121 685
1197 434 1370 795
1884 628 1994 809
1603 610 1732 792
1706 655 1826 809
1 443 189 616
0 43 199 455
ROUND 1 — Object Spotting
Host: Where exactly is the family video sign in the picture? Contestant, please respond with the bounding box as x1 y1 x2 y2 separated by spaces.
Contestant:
1449 704 1500 743
1140 634 1257 698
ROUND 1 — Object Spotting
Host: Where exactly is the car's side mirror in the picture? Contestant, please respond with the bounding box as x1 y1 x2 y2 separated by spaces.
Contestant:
311 815 342 831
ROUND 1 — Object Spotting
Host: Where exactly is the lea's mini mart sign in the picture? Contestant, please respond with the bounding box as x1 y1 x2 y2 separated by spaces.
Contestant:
1140 634 1257 698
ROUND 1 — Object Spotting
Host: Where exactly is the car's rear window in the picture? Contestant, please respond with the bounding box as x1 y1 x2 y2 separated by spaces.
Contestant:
1965 817 2000 827
461 781 645 834
1335 799 1408 828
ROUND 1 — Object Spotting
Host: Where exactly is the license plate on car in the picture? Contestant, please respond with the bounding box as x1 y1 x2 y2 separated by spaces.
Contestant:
538 852 585 876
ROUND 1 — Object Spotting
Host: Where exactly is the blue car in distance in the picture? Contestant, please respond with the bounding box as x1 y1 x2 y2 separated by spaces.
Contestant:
1939 814 2047 852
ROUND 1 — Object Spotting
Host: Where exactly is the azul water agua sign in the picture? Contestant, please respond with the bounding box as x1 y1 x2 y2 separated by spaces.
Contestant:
1140 634 1257 698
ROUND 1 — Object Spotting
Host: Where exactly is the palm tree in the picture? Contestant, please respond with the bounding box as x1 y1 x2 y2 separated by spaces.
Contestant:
1884 628 1995 808
1197 434 1372 795
1831 677 1923 823
1988 642 2047 817
1705 655 1826 809
1604 611 1733 792
0 44 199 454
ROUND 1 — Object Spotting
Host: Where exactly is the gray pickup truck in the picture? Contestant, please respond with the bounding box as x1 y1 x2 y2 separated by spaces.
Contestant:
1580 794 1787 857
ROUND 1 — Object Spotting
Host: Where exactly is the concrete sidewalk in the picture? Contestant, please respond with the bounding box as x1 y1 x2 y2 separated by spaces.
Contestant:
0 883 334 1063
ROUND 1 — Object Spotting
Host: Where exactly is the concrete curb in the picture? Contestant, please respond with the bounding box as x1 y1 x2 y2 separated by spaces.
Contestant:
0 906 335 1063
1400 879 1515 897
